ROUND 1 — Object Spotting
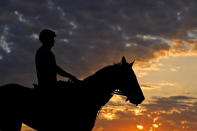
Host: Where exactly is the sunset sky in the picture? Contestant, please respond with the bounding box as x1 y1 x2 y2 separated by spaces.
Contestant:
1 0 197 130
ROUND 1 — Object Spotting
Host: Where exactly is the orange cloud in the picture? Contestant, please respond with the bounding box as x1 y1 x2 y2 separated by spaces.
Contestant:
21 124 35 131
92 95 197 131
133 36 197 71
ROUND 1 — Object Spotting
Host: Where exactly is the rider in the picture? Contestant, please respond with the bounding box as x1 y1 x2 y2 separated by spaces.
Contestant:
35 29 77 91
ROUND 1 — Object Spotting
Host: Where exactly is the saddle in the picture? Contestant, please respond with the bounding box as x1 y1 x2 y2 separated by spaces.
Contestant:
33 79 82 91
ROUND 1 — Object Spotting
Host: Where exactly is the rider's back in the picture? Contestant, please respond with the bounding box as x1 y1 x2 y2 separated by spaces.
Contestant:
35 46 57 89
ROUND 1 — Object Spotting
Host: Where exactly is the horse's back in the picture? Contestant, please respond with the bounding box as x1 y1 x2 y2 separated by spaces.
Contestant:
0 83 33 100
0 83 31 91
0 84 33 116
0 82 95 131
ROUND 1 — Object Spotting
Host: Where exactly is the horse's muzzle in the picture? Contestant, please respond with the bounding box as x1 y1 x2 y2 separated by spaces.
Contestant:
129 95 145 106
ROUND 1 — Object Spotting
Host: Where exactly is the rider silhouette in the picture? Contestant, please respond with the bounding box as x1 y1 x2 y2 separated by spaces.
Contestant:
35 29 76 91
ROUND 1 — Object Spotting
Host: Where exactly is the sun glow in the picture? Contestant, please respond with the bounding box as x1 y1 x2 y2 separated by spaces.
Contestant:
152 124 159 128
134 109 141 115
102 113 117 120
153 117 159 122
137 125 144 130
133 106 146 116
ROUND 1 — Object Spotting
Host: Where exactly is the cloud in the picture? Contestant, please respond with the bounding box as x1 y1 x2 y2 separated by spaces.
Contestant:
0 26 12 55
141 84 159 90
0 1 196 131
1 0 197 86
21 124 35 131
158 82 175 87
94 95 197 131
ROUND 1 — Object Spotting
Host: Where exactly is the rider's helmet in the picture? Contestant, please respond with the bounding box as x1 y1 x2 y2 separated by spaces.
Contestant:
39 29 56 44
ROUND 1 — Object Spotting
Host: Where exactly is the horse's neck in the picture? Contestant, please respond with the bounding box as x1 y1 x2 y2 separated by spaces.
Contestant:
83 65 119 109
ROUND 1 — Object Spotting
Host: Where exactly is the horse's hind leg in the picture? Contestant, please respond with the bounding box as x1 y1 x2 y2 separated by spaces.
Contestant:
0 119 22 131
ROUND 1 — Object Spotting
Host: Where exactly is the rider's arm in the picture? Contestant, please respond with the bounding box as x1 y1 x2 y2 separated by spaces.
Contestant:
56 65 73 78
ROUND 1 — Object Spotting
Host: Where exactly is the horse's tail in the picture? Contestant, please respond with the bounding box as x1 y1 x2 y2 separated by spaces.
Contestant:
0 83 24 131
0 83 31 115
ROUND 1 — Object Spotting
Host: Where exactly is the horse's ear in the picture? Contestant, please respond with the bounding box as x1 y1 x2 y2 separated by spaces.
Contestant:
130 60 135 67
122 56 127 65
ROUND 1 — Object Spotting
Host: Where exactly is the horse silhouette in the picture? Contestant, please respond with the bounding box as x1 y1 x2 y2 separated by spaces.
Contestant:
0 56 144 131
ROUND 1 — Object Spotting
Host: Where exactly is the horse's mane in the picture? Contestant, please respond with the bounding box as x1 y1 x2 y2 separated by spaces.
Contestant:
83 63 121 83
81 63 122 124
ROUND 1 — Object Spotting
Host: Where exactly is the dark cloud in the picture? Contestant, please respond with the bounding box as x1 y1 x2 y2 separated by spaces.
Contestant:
141 84 158 89
1 2 197 131
1 0 197 86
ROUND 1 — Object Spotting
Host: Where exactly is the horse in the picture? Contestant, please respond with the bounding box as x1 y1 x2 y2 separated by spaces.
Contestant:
0 56 144 131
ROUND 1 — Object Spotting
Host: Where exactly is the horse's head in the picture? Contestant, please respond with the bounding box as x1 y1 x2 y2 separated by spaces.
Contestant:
114 56 145 106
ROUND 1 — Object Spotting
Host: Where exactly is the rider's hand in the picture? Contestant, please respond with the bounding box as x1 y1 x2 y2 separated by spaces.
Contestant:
68 75 78 82
70 76 77 81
